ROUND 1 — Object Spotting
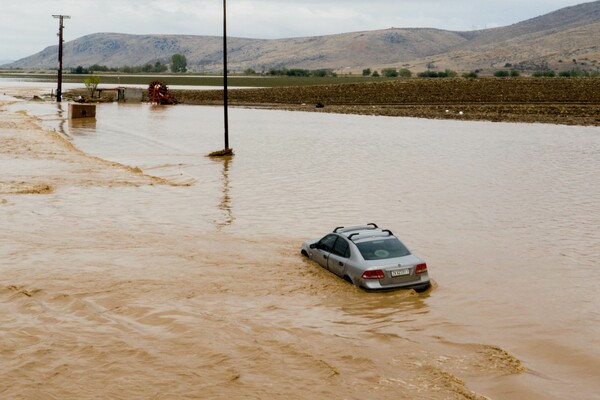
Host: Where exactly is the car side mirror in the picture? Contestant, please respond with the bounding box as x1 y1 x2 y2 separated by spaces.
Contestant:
310 243 317 249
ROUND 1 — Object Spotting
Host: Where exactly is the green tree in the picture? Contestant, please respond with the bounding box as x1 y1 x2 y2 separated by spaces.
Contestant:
72 65 87 74
398 68 412 78
382 68 398 77
84 76 100 98
154 61 168 72
244 68 256 75
532 70 556 77
371 70 380 77
444 69 458 77
171 54 188 73
362 68 371 76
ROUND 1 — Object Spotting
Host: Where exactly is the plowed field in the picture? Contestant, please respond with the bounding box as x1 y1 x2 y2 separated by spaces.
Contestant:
173 78 600 125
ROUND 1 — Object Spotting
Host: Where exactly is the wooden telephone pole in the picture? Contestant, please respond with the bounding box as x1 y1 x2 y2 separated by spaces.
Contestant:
223 0 229 150
53 14 70 102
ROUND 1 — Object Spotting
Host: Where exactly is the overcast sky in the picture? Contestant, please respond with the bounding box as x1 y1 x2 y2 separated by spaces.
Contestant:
0 0 591 61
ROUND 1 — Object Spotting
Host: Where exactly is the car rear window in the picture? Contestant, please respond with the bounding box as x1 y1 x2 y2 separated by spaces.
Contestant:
356 238 411 260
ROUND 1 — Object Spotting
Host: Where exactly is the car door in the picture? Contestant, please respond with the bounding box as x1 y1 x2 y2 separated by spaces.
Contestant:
328 236 350 277
314 234 337 269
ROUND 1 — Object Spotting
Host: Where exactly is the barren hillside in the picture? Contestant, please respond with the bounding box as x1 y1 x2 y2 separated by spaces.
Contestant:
4 1 600 73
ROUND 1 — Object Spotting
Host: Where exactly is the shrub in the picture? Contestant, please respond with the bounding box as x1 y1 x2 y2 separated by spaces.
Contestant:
510 70 520 77
267 68 334 77
494 70 510 77
398 68 412 78
89 64 110 72
362 68 371 76
444 69 458 77
84 76 100 98
462 72 479 78
371 71 380 77
417 71 438 78
558 68 596 78
71 66 88 74
244 68 256 75
533 70 556 77
287 68 310 77
382 68 399 77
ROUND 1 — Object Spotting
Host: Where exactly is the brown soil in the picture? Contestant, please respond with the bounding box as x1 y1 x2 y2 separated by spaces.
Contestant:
0 102 174 195
172 78 600 126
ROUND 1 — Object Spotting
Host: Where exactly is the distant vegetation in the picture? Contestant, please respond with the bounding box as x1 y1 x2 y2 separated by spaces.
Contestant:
69 53 190 74
170 54 187 73
417 69 458 78
71 62 168 74
266 68 337 77
558 68 600 77
494 70 520 77
532 70 556 77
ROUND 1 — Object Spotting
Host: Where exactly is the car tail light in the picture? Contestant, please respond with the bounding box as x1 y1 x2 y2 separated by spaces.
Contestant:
415 263 428 274
362 269 385 280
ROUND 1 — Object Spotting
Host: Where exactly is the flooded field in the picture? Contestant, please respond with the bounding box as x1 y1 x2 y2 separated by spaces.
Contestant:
1 98 599 399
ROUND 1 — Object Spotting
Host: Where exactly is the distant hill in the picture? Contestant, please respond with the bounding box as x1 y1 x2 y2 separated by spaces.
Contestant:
4 1 600 73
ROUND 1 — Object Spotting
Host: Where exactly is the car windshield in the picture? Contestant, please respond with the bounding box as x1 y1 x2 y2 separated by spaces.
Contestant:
355 238 411 260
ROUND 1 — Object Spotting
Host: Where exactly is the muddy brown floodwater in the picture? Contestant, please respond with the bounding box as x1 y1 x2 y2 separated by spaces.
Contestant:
1 93 599 399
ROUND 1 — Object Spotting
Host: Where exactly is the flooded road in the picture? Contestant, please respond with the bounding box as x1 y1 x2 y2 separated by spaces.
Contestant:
2 100 599 399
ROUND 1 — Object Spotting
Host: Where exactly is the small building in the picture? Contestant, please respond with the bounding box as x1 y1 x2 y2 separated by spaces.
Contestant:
119 88 143 102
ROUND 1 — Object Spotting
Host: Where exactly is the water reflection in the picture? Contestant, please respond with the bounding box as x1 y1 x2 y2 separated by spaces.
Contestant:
68 117 97 135
212 156 234 230
56 103 68 138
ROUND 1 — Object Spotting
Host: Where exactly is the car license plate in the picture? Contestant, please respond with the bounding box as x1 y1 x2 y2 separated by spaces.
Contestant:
391 268 410 277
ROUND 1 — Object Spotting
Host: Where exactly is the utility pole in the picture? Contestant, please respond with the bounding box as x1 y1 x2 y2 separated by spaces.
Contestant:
53 14 70 102
223 0 229 150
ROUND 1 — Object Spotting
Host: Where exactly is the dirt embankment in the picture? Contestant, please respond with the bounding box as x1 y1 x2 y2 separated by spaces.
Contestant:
0 103 172 195
173 78 600 125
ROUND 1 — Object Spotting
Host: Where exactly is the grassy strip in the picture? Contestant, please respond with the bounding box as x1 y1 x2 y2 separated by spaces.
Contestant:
0 72 385 87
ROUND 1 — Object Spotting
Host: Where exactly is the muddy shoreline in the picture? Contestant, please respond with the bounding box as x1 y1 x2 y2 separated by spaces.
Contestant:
172 77 600 126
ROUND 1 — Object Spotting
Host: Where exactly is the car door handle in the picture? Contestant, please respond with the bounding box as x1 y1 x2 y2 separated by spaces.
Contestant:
338 262 344 267
323 255 328 259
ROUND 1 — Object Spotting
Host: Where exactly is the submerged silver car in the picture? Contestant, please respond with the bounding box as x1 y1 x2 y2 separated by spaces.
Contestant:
301 224 430 291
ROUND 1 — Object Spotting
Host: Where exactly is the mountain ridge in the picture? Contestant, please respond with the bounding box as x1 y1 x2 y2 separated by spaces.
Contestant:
4 1 600 73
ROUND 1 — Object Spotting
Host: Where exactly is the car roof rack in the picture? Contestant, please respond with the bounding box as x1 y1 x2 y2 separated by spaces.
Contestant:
334 223 379 233
348 229 394 242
